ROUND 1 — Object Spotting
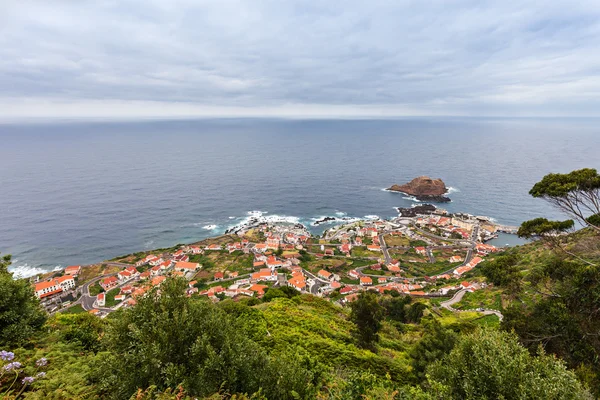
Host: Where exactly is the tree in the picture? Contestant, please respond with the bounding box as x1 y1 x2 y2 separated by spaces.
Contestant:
349 291 384 349
517 218 595 266
406 302 427 324
380 294 411 322
93 277 317 399
410 319 457 383
479 253 522 292
0 253 47 346
426 329 592 399
529 168 600 233
502 256 600 394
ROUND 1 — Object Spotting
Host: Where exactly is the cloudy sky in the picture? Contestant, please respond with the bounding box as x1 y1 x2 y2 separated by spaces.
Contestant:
2 0 600 119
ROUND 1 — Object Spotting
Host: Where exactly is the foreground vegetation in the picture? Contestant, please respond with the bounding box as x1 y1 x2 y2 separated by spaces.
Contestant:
1 168 599 399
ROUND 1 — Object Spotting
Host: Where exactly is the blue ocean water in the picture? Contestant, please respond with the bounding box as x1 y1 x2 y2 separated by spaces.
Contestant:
1 117 599 276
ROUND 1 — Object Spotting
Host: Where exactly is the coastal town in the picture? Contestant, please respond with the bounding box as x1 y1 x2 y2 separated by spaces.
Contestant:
31 206 515 320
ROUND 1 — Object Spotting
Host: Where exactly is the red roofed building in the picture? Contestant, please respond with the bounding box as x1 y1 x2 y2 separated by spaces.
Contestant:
348 270 361 279
288 275 307 291
266 256 282 268
340 286 354 295
360 276 373 286
318 269 332 280
251 268 277 282
97 293 105 307
64 265 81 276
101 276 118 290
415 247 427 255
174 261 200 272
388 265 402 273
266 236 280 249
214 272 224 280
118 270 133 282
249 284 268 296
449 255 463 263
151 276 166 286
33 280 63 299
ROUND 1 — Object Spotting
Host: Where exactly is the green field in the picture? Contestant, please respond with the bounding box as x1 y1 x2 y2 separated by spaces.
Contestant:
454 289 503 311
89 281 104 296
105 287 123 307
61 304 86 314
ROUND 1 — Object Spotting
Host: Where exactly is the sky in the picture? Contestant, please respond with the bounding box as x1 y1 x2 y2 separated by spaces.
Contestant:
1 0 600 120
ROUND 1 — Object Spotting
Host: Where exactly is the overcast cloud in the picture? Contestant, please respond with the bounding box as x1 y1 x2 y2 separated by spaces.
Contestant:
1 0 600 119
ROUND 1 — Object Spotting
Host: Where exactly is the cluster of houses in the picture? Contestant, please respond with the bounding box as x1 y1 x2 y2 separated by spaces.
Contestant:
33 265 81 299
415 215 474 239
39 217 500 312
452 256 484 276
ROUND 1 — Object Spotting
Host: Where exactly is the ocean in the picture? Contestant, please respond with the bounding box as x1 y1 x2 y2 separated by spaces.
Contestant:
1 117 599 277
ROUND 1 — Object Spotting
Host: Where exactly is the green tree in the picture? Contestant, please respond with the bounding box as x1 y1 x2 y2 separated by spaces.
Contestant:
380 294 411 322
49 312 105 352
502 256 600 395
426 329 592 399
349 291 384 349
93 277 317 399
409 320 457 383
0 253 47 346
518 218 595 266
479 253 522 292
406 302 427 324
528 168 600 233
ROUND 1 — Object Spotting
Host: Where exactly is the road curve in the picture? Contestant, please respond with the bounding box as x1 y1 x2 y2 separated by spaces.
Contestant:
440 289 503 321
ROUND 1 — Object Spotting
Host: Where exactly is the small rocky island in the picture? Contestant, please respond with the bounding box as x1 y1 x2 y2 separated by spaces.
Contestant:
387 176 451 202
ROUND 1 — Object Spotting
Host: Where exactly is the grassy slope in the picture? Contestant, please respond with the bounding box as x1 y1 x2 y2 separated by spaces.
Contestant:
257 295 414 382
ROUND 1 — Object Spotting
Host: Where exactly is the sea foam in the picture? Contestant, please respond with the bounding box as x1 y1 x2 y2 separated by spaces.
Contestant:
9 262 50 278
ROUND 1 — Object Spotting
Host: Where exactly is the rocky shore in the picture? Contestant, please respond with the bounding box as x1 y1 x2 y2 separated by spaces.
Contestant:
397 204 437 217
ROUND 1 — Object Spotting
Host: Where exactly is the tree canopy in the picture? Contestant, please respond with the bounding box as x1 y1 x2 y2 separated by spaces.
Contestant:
529 168 600 233
0 253 47 347
349 291 384 349
92 278 318 400
427 329 592 400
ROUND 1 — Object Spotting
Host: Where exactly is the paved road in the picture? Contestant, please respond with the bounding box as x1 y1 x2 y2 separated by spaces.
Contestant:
79 274 112 310
440 289 503 321
378 234 392 264
303 268 329 295
426 249 435 263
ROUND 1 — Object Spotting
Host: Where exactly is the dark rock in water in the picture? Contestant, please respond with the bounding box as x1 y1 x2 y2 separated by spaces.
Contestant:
387 176 451 202
416 194 451 203
313 216 337 226
397 204 437 217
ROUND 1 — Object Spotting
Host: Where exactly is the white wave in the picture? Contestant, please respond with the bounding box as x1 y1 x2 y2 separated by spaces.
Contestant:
203 225 218 230
335 211 347 217
382 188 404 193
227 211 302 232
9 263 48 278
403 195 421 203
228 216 236 219
447 187 460 194
364 215 380 220
309 215 363 227
144 240 155 248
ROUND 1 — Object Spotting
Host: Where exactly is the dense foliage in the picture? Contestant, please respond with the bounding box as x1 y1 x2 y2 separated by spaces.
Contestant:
426 329 591 400
93 278 319 399
0 254 47 347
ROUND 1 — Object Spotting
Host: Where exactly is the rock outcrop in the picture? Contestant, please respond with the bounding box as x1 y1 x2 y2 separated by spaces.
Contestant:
387 176 451 202
397 204 438 217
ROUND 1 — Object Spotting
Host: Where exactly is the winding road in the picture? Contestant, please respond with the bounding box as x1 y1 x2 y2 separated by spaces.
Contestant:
440 289 503 321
